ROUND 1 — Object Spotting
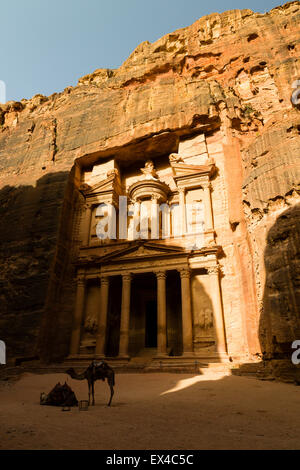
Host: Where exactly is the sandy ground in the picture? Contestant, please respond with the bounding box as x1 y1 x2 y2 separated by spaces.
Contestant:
0 370 300 450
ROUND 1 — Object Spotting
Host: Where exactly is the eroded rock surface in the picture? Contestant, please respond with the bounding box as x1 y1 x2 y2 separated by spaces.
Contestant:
0 2 299 363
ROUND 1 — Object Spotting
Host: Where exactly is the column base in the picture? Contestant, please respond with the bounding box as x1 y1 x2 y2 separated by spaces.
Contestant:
66 354 95 361
65 354 104 365
155 353 169 359
193 351 229 362
215 349 228 355
181 351 196 358
117 355 130 361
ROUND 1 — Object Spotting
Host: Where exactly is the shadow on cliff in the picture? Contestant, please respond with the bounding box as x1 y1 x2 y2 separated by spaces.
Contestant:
234 202 300 378
259 203 300 360
0 170 78 364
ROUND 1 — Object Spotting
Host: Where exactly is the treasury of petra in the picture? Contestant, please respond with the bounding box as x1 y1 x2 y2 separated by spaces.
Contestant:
0 2 299 377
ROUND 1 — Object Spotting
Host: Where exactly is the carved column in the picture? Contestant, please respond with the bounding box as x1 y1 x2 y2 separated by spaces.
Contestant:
178 188 187 235
151 195 160 240
179 268 194 355
207 265 227 353
95 276 110 357
82 203 93 246
119 273 132 357
202 182 214 231
156 271 167 356
70 275 86 355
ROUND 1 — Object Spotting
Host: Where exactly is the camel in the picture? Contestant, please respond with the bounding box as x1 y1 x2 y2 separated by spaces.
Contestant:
66 360 115 406
40 382 78 407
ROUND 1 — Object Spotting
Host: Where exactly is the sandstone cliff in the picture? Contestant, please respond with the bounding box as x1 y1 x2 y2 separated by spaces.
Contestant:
0 2 299 363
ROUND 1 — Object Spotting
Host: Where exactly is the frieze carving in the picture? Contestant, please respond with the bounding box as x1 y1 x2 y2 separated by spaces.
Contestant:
207 265 219 275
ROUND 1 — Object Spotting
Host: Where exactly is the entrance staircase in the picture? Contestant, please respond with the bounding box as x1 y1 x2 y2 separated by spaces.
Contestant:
2 350 263 377
0 356 263 378
133 348 158 360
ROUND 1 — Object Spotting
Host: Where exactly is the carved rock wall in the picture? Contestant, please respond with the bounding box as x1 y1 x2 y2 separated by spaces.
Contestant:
0 2 299 361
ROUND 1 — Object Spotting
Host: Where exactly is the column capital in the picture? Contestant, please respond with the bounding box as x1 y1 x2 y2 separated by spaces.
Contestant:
207 265 219 276
151 194 161 202
100 275 110 286
156 270 166 280
130 197 138 204
76 275 86 286
178 187 186 195
122 273 132 282
178 268 191 279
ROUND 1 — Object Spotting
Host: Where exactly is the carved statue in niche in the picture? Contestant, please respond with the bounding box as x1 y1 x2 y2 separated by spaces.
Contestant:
199 308 214 330
84 315 98 334
193 307 214 337
193 304 215 351
80 314 98 351
80 285 100 351
140 160 158 180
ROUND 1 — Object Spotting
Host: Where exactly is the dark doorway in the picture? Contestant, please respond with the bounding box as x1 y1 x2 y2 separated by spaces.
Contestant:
166 270 182 355
129 272 157 355
145 300 157 347
106 276 122 357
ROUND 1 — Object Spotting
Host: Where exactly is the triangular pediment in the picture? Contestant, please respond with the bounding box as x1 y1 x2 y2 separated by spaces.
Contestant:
100 241 186 263
79 173 121 197
171 162 213 178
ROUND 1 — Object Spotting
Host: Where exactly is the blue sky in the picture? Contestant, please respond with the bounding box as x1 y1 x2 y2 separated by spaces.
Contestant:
1 0 284 102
